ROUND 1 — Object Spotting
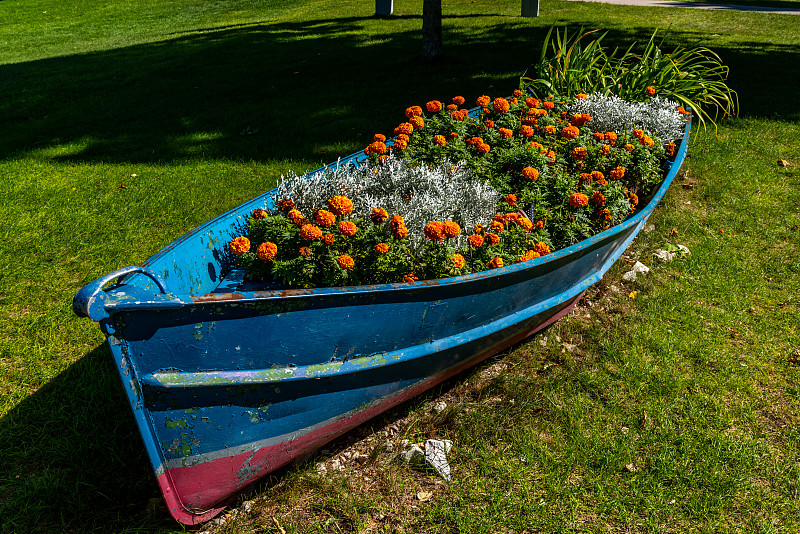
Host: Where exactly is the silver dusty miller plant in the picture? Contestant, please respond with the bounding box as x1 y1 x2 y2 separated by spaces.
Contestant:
273 156 500 250
570 94 689 143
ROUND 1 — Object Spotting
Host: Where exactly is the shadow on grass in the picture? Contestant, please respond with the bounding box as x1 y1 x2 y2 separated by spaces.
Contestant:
0 345 175 533
2 16 799 166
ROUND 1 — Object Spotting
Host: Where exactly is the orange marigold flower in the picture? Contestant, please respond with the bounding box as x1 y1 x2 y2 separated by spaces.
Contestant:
490 220 505 233
367 141 388 155
545 125 557 135
605 132 617 143
339 220 357 236
405 105 423 118
569 192 589 208
300 224 322 241
476 95 491 107
582 113 591 122
562 125 580 139
522 166 539 180
450 131 458 139
609 166 625 179
256 241 277 260
468 136 484 146
646 86 656 96
493 97 510 114
443 220 462 238
488 256 504 269
426 100 443 113
403 272 418 283
433 135 447 146
601 144 610 155
395 122 414 135
374 133 386 142
598 208 612 221
370 207 389 223
518 250 540 262
229 236 251 255
322 233 335 245
666 141 676 156
520 125 534 138
397 133 410 143
468 234 485 248
536 220 544 229
375 242 389 254
486 233 500 245
533 108 547 118
580 172 593 183
287 209 304 225
446 103 457 111
315 209 336 227
505 194 518 206
526 97 540 108
519 218 533 232
473 224 485 235
677 107 691 116
592 191 606 206
499 128 513 138
389 214 408 240
642 135 654 147
484 120 495 128
394 139 408 150
450 109 468 121
529 141 544 151
337 254 355 270
543 101 555 110
424 221 446 242
477 143 491 154
591 170 605 182
251 208 268 220
278 198 295 212
328 195 354 216
594 132 605 141
533 241 551 255
452 95 466 105
629 193 639 207
572 147 587 160
624 143 635 152
452 254 466 269
633 128 644 139
575 93 587 99
409 116 425 129
298 246 311 258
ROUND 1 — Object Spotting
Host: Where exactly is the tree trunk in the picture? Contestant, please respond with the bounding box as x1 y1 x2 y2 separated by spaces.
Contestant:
421 0 443 61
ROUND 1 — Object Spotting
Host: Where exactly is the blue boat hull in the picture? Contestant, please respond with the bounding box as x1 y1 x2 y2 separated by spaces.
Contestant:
74 123 690 524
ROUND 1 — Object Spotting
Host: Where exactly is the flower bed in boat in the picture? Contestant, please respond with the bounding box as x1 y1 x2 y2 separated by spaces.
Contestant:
228 90 689 288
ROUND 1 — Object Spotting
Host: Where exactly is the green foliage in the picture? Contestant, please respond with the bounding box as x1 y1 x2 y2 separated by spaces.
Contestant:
522 26 739 131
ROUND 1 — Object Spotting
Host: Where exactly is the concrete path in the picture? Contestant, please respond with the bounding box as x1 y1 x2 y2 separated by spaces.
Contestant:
563 0 800 14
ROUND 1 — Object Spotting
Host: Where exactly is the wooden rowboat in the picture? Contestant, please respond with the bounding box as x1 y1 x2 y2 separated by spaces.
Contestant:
73 118 690 525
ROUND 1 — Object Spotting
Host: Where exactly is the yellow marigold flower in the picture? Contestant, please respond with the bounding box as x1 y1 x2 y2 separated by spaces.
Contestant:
339 220 357 236
443 220 461 238
229 236 251 255
426 100 443 113
277 198 295 212
592 191 606 206
468 234 485 248
256 241 277 260
403 272 418 283
646 86 656 96
569 192 589 208
424 221 446 242
493 97 510 114
395 122 414 135
533 241 551 255
298 246 311 258
328 195 354 216
315 209 336 227
545 125 557 135
486 233 500 245
287 209 304 225
488 256 504 269
337 254 355 270
251 208 268 220
609 166 625 179
505 194 517 206
476 95 491 107
300 224 323 241
571 147 587 160
375 242 389 254
409 116 425 129
518 250 540 262
322 233 335 245
561 125 580 139
405 105 423 118
477 142 491 154
452 95 466 105
452 254 466 269
433 135 447 146
370 207 389 223
522 167 539 180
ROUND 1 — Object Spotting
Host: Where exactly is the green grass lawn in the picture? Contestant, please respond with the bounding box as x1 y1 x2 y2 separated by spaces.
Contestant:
1 0 798 532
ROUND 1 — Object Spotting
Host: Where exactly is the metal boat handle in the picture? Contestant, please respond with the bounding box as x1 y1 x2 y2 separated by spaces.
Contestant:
73 266 168 321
